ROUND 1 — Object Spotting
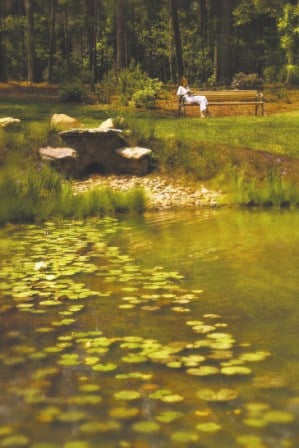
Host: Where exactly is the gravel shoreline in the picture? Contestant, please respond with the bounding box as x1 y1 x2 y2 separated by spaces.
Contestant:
74 174 224 210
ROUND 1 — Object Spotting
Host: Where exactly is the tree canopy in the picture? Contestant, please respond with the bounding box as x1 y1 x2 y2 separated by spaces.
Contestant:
0 0 298 86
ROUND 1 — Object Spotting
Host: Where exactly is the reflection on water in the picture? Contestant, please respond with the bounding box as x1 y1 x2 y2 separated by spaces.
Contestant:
0 209 299 447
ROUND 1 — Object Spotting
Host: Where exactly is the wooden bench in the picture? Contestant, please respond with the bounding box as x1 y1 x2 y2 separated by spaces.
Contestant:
178 90 265 116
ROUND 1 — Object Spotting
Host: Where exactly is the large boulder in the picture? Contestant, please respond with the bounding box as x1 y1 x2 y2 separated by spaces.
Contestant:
50 114 82 130
59 128 128 176
116 147 152 175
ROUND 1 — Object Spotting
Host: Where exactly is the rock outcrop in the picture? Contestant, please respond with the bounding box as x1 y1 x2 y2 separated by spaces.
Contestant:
50 114 83 130
0 117 21 129
39 116 152 177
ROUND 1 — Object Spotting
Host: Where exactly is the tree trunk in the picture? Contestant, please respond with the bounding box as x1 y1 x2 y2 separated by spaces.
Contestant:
198 0 208 48
213 0 233 85
0 1 8 82
24 0 35 84
169 0 184 81
116 0 127 71
47 0 56 83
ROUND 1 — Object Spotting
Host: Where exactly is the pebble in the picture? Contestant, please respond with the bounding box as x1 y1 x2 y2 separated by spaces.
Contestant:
73 174 224 210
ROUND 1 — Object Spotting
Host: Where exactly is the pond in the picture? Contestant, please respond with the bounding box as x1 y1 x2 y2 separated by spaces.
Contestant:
0 208 298 448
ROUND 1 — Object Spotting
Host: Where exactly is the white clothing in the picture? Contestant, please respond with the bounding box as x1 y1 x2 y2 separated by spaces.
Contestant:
176 85 208 112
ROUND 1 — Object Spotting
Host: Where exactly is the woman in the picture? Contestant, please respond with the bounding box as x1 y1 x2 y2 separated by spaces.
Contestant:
176 77 208 117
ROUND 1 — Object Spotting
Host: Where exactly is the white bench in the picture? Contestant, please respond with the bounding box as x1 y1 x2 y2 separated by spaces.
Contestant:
178 90 265 116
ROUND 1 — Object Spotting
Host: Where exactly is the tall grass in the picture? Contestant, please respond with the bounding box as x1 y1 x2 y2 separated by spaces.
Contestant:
0 162 147 226
232 169 299 208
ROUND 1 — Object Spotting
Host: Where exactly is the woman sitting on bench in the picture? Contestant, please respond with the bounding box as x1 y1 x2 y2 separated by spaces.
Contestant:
177 77 208 117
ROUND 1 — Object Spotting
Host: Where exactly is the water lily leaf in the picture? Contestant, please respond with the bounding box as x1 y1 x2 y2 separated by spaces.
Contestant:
121 354 147 364
63 441 90 448
114 390 141 401
69 395 102 405
171 432 199 443
236 435 265 447
0 427 13 437
196 422 221 432
57 411 87 423
92 363 117 372
263 410 294 424
79 384 100 392
192 325 215 334
80 420 121 433
243 418 267 428
187 366 219 376
37 406 61 423
166 361 182 369
160 394 184 403
131 421 160 433
197 388 238 402
155 411 183 423
149 389 172 399
115 372 152 380
221 366 251 376
0 435 29 447
239 351 271 362
109 407 139 420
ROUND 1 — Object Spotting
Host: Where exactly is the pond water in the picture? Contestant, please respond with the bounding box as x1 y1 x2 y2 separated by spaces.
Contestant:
0 208 298 448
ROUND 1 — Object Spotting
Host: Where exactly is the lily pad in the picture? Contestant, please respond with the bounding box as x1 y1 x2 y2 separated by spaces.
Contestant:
114 390 141 401
171 432 199 444
131 421 160 433
160 394 184 403
57 411 87 423
221 366 251 376
156 411 183 423
0 435 29 447
80 421 121 433
196 422 221 432
197 388 238 402
263 410 294 424
109 407 139 420
187 366 219 376
92 363 117 372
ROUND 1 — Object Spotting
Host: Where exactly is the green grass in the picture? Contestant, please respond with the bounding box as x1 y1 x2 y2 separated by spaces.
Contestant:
0 161 147 225
1 97 298 157
0 96 298 216
232 169 299 208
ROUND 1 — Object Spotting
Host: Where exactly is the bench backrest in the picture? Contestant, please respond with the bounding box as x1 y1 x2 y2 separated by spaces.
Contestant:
191 90 263 102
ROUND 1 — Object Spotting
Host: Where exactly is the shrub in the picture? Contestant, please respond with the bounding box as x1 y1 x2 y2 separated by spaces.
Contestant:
285 64 299 86
95 70 117 104
263 66 279 83
58 82 88 103
117 62 163 107
129 89 154 109
231 72 264 90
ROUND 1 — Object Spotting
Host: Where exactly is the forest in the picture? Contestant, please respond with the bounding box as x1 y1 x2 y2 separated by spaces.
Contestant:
0 0 299 88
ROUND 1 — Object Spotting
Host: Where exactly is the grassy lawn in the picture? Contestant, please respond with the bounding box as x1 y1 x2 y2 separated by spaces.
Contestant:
1 96 298 158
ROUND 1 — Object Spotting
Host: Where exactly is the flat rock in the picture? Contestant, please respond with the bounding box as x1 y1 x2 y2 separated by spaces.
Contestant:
0 117 21 128
39 146 78 177
39 146 77 159
116 147 152 160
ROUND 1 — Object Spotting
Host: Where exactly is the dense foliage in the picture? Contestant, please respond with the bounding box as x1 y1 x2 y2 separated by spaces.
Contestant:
0 0 298 87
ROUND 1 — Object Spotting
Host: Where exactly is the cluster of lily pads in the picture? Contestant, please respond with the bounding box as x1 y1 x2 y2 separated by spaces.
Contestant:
0 218 296 447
